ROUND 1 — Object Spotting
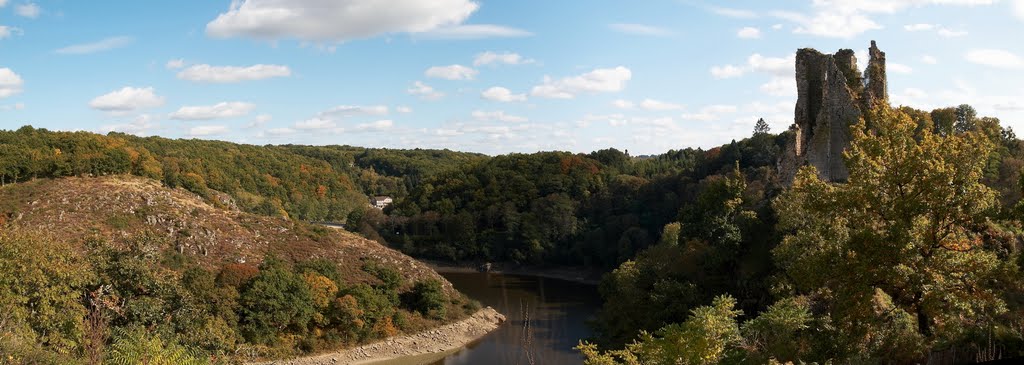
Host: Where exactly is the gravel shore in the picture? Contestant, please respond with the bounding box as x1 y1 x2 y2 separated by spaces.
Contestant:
247 307 506 365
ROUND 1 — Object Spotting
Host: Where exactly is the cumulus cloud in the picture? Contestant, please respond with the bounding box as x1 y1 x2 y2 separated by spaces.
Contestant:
0 68 24 98
355 119 394 132
206 0 481 42
711 54 793 79
408 81 444 100
612 99 634 109
318 105 389 117
921 55 938 64
708 6 758 18
966 49 1024 69
530 67 632 99
294 118 336 130
471 110 527 123
904 23 935 31
15 2 39 18
682 104 739 121
177 64 291 83
473 51 534 66
903 23 967 37
425 64 478 80
416 24 532 39
396 106 413 113
99 114 160 136
55 36 134 55
771 1 994 39
737 27 761 39
248 114 272 128
608 23 674 36
888 63 913 74
481 86 526 102
1015 0 1024 20
937 28 968 37
760 76 797 97
0 26 21 40
169 102 256 120
89 87 165 111
165 59 186 69
188 125 229 136
639 99 683 111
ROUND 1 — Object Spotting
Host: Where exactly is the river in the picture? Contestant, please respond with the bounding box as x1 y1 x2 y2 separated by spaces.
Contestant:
370 271 602 365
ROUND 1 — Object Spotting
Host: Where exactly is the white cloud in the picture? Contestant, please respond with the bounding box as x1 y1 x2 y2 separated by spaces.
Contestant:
530 66 632 99
904 23 935 31
612 99 635 109
0 1 7 7
481 86 526 102
89 87 165 111
737 27 761 39
317 105 389 117
473 51 534 66
355 119 394 131
396 106 413 113
771 24 784 30
15 2 39 18
189 125 229 136
888 63 913 74
937 28 968 37
472 110 527 123
711 65 747 79
207 0 480 42
165 59 186 69
608 23 674 36
267 127 295 135
0 102 25 111
0 26 20 39
773 1 994 39
295 118 336 130
682 104 739 121
416 24 532 39
1015 0 1024 20
55 36 134 55
921 55 938 64
966 49 1024 69
100 114 160 136
0 68 24 98
760 76 796 97
708 6 758 18
169 102 256 120
639 99 683 111
248 114 272 128
711 54 793 79
408 81 444 100
425 64 478 80
177 64 291 83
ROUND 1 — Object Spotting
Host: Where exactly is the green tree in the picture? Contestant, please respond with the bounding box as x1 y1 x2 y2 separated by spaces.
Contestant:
238 258 315 344
773 106 1007 360
753 118 770 135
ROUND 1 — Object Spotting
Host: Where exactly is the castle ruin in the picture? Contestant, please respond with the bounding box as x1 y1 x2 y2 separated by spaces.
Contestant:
778 41 888 184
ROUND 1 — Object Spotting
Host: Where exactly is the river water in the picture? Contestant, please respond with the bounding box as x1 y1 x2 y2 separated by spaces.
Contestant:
372 272 602 365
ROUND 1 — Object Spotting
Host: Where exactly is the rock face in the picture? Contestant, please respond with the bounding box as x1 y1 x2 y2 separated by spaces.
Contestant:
779 41 888 184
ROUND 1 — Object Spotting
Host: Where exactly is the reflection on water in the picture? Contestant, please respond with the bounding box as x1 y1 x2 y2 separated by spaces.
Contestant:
375 272 601 365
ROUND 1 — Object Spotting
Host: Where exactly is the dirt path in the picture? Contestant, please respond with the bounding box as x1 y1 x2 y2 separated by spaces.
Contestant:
247 307 506 365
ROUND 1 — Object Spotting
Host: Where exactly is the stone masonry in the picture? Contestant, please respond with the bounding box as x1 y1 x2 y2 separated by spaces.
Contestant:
779 41 888 184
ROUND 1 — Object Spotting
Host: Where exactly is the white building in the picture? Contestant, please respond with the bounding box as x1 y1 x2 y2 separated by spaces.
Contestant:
370 196 393 209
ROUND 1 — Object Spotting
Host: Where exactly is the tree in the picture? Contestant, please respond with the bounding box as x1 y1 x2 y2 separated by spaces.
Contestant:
773 106 1006 360
579 295 743 365
238 258 315 344
753 118 771 135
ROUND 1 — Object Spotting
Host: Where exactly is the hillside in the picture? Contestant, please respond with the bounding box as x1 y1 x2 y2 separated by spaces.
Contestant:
0 175 478 364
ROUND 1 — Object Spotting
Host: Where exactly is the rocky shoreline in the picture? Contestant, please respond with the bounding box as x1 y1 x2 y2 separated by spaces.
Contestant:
425 260 602 286
247 307 506 365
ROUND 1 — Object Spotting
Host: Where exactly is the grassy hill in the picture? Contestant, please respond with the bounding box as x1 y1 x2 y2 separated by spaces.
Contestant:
0 175 477 364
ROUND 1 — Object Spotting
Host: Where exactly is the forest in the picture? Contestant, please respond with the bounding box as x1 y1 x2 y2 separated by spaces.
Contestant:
2 100 1024 363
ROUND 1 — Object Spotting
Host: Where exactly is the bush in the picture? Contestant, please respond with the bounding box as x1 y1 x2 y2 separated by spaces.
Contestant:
405 279 447 320
238 258 315 345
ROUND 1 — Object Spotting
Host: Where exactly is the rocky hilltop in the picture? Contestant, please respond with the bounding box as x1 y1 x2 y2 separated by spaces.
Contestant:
779 41 888 184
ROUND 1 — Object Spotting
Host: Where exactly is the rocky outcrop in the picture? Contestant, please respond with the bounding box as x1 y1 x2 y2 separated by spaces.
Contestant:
779 41 888 184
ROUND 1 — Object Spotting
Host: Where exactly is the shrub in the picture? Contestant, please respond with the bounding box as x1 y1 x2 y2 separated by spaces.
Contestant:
238 258 315 345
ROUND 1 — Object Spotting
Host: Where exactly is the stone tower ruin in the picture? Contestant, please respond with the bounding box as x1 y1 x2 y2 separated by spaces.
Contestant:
778 41 888 184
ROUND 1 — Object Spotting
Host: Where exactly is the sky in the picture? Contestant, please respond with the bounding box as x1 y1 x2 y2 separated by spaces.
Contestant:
1 0 1023 155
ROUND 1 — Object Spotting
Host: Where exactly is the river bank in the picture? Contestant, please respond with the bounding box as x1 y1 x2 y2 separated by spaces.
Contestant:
247 307 506 365
423 260 603 286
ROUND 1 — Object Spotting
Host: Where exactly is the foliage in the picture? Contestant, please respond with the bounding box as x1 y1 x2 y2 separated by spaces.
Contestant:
238 257 316 345
405 279 447 319
106 327 208 365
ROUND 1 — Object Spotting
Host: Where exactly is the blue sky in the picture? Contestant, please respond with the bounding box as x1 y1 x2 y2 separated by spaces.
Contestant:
1 0 1023 155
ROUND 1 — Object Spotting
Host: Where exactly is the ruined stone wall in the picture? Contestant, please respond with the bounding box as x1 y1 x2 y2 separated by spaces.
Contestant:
779 41 887 184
